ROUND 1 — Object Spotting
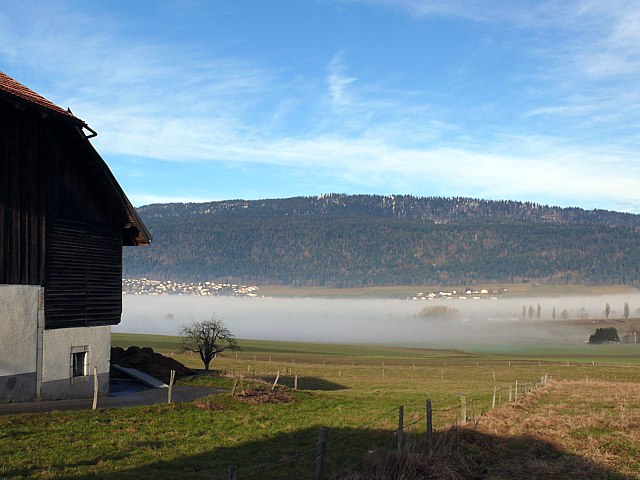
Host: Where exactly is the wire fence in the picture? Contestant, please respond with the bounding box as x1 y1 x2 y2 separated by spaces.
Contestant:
210 374 550 480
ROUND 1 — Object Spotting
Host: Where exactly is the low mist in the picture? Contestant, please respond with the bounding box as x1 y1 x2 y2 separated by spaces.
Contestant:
115 293 640 348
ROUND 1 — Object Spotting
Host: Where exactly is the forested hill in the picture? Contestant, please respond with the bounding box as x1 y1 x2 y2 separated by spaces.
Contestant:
123 194 640 287
136 194 640 227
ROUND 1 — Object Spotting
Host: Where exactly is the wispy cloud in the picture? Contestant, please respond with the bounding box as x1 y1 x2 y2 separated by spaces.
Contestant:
326 51 358 107
3 1 640 212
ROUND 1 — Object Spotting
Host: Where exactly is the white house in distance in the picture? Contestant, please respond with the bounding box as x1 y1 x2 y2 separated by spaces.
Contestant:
0 71 150 402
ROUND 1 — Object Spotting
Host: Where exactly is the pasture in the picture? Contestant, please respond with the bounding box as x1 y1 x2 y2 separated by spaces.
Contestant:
1 334 640 478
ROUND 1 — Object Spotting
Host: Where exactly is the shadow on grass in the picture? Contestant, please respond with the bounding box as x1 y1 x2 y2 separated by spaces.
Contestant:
259 374 349 391
36 424 634 480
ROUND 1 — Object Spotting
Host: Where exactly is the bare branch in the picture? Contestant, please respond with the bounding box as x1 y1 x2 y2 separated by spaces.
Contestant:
179 315 240 370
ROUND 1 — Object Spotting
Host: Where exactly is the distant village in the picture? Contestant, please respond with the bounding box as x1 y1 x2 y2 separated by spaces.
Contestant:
406 287 508 301
122 278 261 297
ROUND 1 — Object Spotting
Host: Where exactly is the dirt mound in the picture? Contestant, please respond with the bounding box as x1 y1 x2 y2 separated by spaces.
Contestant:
235 389 294 404
110 346 194 384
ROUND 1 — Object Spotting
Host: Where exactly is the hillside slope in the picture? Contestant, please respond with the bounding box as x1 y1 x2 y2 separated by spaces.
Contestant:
124 194 640 286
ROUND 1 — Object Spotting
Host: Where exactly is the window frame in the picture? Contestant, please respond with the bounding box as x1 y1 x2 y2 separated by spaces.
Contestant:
70 345 89 382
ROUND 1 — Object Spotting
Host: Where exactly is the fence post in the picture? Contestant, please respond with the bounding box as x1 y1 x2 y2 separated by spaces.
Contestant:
272 370 280 390
167 369 176 404
231 376 238 397
92 366 98 411
460 394 466 423
492 385 496 409
515 380 518 401
397 405 404 453
294 374 298 390
426 398 433 455
509 385 512 402
228 465 237 480
314 427 329 480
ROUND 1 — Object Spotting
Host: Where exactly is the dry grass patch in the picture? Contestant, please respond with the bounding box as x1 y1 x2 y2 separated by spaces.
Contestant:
343 380 640 479
476 380 640 477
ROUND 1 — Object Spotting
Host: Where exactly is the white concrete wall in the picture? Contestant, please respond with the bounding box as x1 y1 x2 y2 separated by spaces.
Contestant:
0 285 40 376
0 285 42 402
41 325 111 400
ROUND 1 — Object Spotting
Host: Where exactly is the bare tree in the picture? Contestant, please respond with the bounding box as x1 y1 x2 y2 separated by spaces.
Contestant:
180 317 239 370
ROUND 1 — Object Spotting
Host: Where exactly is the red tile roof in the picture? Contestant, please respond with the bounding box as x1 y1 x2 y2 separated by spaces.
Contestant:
0 71 83 123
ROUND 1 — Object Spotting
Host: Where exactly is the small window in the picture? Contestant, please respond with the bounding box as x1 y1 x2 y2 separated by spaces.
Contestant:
70 346 88 378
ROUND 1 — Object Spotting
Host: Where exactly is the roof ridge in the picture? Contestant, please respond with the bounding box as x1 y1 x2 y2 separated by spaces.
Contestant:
0 70 83 123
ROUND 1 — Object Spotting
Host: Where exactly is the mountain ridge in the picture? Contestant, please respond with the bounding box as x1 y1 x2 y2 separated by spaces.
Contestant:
124 194 640 287
136 194 640 228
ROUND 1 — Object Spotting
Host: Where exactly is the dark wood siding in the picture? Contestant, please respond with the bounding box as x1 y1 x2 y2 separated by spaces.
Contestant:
0 97 47 285
1 96 132 329
45 220 122 328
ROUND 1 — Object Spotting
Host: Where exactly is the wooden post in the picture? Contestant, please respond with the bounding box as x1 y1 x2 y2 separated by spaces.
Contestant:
272 370 280 390
231 377 238 397
397 405 404 453
294 374 298 391
492 370 496 382
314 427 328 480
515 380 518 401
492 385 496 409
167 369 176 404
509 385 512 402
509 360 511 367
426 399 433 455
338 370 341 378
253 355 256 361
460 394 466 423
92 366 98 411
228 465 237 480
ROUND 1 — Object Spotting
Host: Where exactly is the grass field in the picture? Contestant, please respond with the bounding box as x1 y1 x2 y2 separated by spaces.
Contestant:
2 334 640 478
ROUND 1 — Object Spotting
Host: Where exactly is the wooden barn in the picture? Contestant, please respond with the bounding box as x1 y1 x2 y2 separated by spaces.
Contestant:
0 71 150 402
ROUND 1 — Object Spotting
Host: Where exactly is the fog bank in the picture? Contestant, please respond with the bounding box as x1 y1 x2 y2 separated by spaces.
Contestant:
115 293 640 347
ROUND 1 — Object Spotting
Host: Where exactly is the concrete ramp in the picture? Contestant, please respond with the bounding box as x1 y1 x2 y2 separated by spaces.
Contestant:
111 365 168 388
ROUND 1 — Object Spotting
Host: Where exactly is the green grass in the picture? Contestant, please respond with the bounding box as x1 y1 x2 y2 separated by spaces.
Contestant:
3 333 640 478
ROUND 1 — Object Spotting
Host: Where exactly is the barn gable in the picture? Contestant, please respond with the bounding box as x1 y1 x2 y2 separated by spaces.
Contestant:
0 71 150 402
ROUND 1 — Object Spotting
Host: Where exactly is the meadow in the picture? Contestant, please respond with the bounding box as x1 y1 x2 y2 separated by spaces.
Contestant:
1 334 640 478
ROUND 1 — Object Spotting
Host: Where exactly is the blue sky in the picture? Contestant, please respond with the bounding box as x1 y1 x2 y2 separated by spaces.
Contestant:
2 1 640 212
